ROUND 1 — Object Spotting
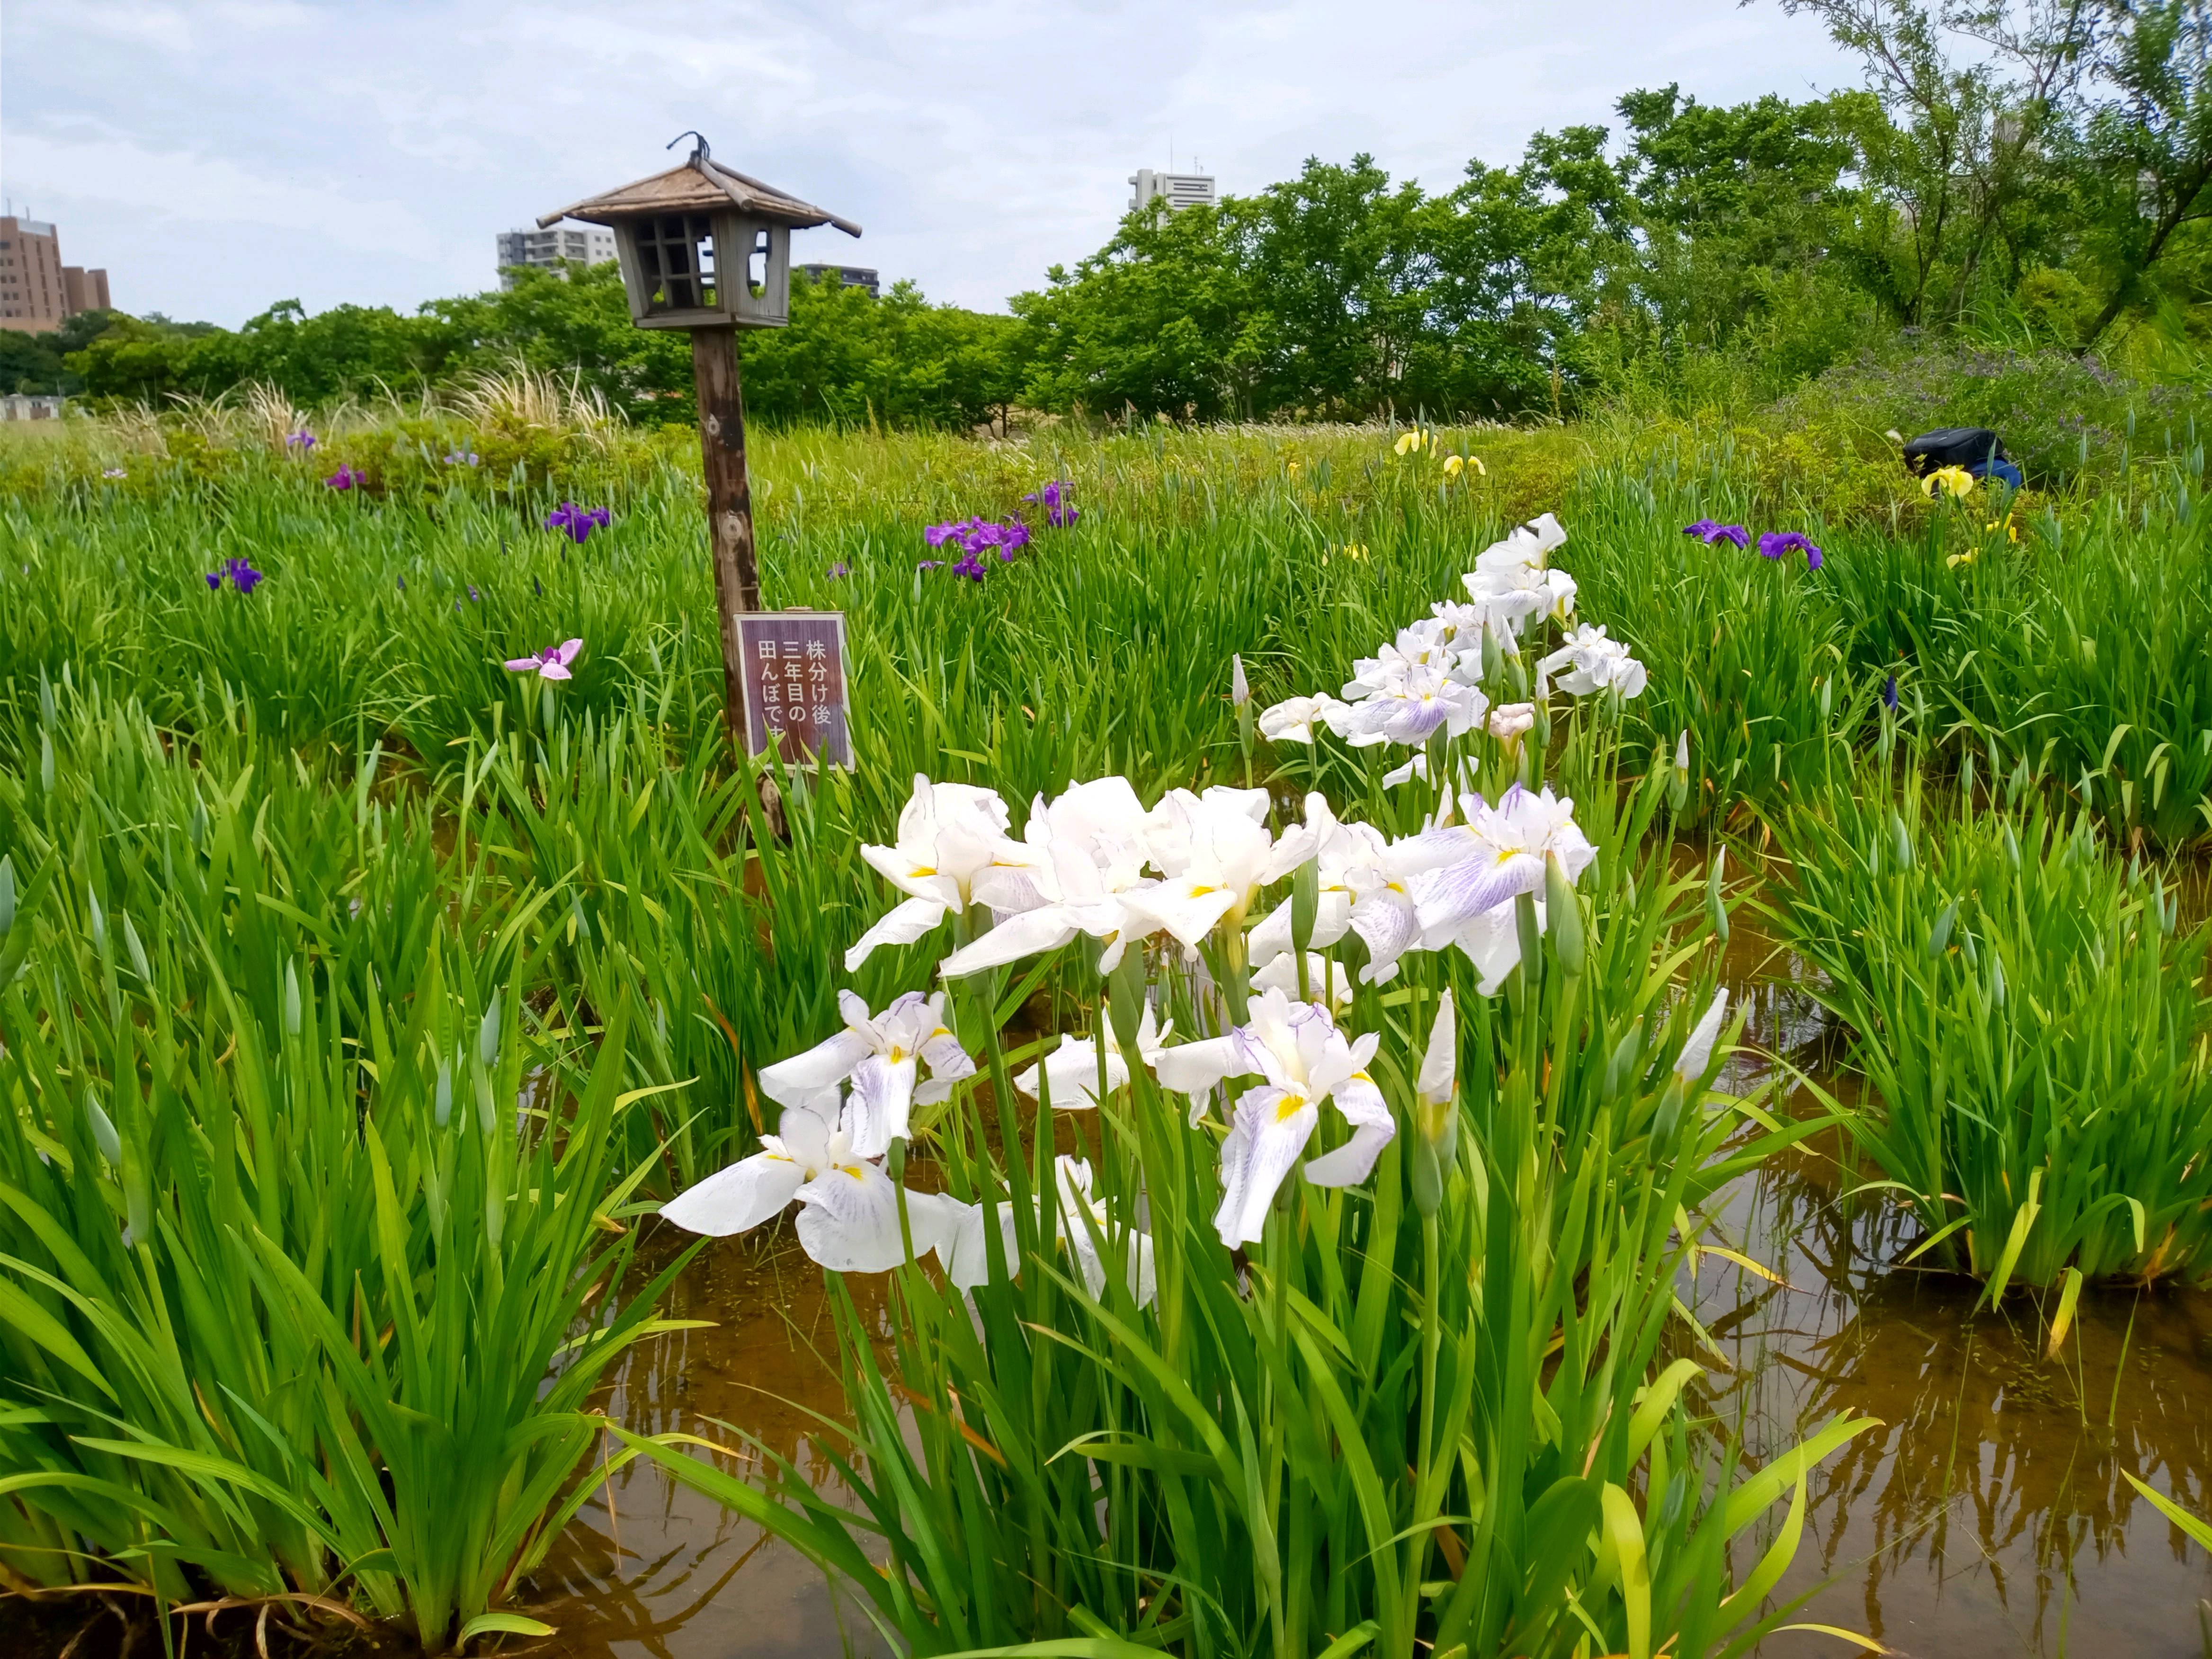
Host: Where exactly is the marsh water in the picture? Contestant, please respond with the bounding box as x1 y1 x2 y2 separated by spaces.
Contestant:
508 935 2212 1659
13 945 2210 1659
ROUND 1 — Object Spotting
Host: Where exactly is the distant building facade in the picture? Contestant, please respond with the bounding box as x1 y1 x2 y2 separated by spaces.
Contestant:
0 217 111 334
495 222 616 289
64 267 110 313
1128 169 1217 213
0 393 64 420
798 262 880 297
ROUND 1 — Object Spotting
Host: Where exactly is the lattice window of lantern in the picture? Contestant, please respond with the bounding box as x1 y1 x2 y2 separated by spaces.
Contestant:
641 213 719 312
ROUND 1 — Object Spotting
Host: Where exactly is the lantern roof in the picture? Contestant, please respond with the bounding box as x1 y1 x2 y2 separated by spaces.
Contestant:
539 135 860 237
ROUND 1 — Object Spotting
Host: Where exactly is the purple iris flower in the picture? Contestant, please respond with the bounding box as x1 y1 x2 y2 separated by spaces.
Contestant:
545 502 612 545
924 515 1034 566
1023 481 1080 528
1882 675 1899 712
444 450 481 467
505 639 583 681
918 559 945 571
286 431 316 452
206 557 265 595
952 553 990 582
1683 519 1749 548
828 561 851 579
325 465 363 490
467 585 482 603
1757 531 1823 570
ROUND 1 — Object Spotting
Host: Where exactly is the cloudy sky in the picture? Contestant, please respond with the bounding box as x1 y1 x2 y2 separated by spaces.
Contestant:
2 0 1862 328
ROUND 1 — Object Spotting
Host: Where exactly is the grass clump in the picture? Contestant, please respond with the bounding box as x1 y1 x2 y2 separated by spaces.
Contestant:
1767 749 2212 1293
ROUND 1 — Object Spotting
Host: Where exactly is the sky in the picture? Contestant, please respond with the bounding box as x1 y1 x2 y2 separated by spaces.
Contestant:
0 0 1864 329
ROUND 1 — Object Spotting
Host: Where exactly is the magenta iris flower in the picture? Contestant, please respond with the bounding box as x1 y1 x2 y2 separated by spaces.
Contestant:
1683 519 1749 548
544 503 612 544
325 465 364 490
1757 531 1823 570
205 557 265 595
1023 481 1080 528
505 638 583 680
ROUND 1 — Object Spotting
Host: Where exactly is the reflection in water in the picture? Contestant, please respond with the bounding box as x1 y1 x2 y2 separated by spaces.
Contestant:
520 1231 897 1659
17 924 2212 1657
1694 937 2212 1657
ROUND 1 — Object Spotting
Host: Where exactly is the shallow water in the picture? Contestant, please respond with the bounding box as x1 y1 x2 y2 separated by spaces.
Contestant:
519 1237 898 1659
14 951 2212 1658
1696 936 2212 1656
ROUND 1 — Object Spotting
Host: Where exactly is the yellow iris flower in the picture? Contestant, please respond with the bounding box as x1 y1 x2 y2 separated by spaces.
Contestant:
1343 543 1369 561
1923 465 1976 499
1442 455 1463 478
1392 430 1430 456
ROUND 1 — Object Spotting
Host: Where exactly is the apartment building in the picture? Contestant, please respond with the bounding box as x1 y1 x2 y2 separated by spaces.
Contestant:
0 217 111 333
798 262 880 297
495 222 616 289
1128 169 1218 213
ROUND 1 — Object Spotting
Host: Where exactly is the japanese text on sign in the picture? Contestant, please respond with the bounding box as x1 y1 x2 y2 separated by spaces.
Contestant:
736 611 852 767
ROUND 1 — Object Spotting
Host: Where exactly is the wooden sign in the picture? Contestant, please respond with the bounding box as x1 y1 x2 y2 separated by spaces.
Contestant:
736 611 852 767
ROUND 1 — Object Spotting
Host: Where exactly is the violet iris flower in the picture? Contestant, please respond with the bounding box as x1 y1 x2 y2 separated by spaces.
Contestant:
1683 519 1749 548
545 502 612 544
952 553 989 582
505 639 583 680
1757 531 1824 571
325 465 364 490
828 562 851 579
923 516 1034 566
917 559 945 571
205 557 265 595
444 450 481 466
1023 481 1080 528
468 585 482 603
286 431 316 452
1882 675 1899 711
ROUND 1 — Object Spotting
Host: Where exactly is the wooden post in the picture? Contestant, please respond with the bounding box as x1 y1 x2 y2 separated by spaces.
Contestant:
692 324 759 741
691 323 787 835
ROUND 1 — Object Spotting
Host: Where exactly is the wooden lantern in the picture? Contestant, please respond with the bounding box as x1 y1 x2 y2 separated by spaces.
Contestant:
541 137 859 779
540 135 859 330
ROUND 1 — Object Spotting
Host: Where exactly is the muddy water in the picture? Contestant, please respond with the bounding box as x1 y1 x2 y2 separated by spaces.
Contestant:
1695 937 2212 1656
519 1237 897 1659
21 951 2207 1657
519 958 2212 1659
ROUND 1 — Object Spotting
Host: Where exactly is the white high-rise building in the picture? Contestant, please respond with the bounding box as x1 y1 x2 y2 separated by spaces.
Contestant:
1128 169 1217 213
495 223 616 289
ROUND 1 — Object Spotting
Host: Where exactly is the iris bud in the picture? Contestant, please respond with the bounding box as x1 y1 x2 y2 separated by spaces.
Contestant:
1545 851 1584 977
1291 859 1320 956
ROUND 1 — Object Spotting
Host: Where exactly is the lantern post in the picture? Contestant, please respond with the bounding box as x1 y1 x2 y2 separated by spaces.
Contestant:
540 135 860 752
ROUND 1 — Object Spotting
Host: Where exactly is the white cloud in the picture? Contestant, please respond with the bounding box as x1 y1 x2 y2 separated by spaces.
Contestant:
0 0 1861 326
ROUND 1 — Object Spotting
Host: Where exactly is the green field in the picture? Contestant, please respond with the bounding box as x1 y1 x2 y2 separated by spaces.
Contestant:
2 393 2211 1657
